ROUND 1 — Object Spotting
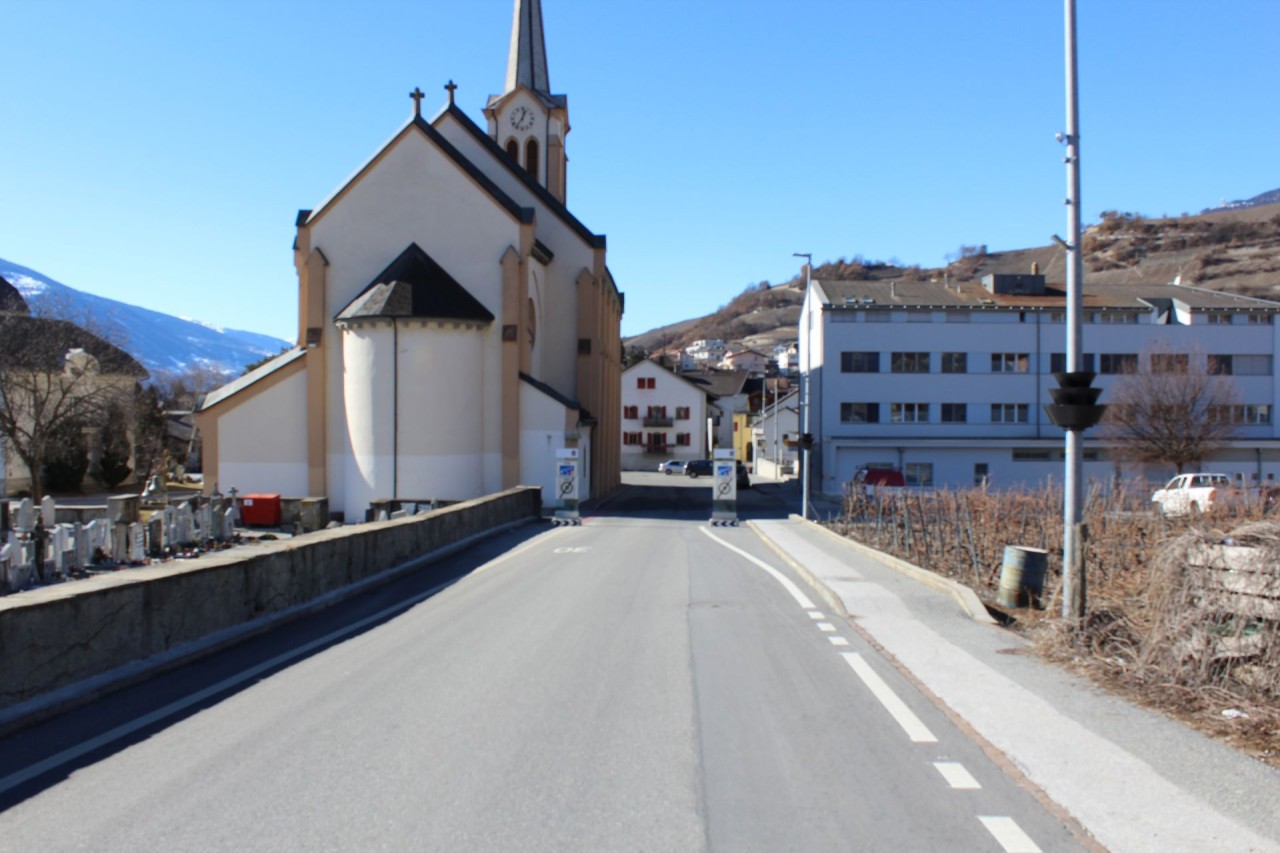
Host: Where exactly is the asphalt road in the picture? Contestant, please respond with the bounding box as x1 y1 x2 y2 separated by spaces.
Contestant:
0 476 1086 851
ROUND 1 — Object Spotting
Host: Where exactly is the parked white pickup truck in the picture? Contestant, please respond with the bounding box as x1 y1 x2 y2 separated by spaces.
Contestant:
1150 473 1254 517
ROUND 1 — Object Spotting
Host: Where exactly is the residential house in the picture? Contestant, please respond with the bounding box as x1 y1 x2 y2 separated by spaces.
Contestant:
620 359 709 470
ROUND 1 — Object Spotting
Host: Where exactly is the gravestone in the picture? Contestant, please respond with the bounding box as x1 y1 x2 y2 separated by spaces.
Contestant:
198 504 213 542
147 515 164 556
177 502 195 545
75 522 89 568
129 523 146 562
222 508 236 540
16 498 34 533
111 523 130 564
40 496 56 528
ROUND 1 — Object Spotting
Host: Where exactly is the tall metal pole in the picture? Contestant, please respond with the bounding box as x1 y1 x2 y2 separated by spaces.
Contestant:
795 253 813 519
1062 0 1085 619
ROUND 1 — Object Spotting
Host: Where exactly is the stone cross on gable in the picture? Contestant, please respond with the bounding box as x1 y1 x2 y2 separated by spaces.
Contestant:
445 80 458 105
410 87 425 117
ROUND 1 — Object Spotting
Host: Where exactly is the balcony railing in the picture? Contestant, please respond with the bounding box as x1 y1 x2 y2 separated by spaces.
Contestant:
643 445 671 455
643 416 674 428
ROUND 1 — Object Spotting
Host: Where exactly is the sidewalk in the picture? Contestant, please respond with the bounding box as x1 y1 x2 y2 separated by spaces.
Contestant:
749 516 1280 853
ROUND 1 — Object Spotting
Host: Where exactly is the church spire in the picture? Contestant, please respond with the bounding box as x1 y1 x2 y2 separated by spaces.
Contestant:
504 0 550 95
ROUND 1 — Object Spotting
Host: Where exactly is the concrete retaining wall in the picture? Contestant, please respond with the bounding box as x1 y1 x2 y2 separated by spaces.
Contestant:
0 487 540 711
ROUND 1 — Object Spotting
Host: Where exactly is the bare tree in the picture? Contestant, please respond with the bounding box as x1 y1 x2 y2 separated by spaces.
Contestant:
0 312 147 500
1099 343 1240 474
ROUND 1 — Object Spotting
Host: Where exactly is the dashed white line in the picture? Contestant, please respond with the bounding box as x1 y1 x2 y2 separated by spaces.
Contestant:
699 527 816 609
828 636 849 647
933 761 981 790
817 622 836 633
979 816 1042 853
841 652 938 743
807 611 824 620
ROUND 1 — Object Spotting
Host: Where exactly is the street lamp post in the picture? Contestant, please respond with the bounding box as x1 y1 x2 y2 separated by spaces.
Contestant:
794 252 813 520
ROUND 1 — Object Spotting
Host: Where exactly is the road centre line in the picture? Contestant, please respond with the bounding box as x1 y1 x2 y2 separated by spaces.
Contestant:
828 637 850 647
933 761 982 790
840 652 938 744
699 527 816 609
807 611 824 619
817 622 836 632
978 816 1043 853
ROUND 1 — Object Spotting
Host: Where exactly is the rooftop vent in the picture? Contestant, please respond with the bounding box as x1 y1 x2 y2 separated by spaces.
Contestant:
982 273 1046 296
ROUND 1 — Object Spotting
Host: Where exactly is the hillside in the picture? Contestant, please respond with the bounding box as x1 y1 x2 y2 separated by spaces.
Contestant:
626 198 1280 354
0 257 292 380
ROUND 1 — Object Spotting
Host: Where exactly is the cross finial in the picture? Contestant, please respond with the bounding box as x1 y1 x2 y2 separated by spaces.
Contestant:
445 80 458 105
410 87 425 117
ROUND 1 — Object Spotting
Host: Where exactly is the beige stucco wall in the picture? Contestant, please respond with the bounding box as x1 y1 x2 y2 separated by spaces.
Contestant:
217 365 308 496
518 379 573 506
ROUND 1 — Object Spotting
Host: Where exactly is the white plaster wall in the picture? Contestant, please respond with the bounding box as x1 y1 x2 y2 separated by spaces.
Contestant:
519 379 571 507
619 360 707 470
341 326 395 520
217 369 309 497
396 323 488 501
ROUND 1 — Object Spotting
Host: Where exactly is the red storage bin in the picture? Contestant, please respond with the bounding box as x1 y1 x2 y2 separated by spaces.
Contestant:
240 493 282 527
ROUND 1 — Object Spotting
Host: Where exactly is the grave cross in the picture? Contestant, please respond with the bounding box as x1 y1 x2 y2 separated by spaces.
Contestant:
410 87 425 117
445 80 458 105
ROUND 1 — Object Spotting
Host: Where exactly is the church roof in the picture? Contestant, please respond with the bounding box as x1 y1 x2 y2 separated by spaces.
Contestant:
434 103 605 252
336 243 495 324
0 274 28 314
505 0 551 97
304 116 535 232
197 346 307 412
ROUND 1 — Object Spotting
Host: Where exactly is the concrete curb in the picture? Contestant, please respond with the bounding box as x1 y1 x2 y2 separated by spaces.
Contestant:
753 514 997 626
0 517 538 738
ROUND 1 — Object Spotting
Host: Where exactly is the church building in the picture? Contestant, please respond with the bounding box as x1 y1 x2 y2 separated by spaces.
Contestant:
195 0 623 521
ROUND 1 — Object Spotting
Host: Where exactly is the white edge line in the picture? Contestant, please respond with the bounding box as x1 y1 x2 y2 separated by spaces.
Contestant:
841 652 938 743
699 527 816 609
978 816 1043 853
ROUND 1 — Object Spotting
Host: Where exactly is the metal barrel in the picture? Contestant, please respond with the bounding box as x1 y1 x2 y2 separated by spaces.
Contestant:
996 546 1049 609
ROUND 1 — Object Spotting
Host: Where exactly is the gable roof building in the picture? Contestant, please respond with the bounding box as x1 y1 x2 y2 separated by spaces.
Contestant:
195 0 622 519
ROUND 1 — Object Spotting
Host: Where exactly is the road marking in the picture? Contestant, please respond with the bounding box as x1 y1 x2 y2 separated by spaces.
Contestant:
828 636 849 647
841 652 938 743
699 527 815 609
807 611 824 619
933 761 981 789
552 546 590 554
0 568 473 796
978 816 1042 853
817 622 836 633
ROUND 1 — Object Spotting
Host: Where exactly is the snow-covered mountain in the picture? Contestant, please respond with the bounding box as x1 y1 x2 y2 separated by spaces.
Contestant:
0 257 291 380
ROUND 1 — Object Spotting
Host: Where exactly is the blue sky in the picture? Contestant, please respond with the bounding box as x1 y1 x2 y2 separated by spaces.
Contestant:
2 1 1277 343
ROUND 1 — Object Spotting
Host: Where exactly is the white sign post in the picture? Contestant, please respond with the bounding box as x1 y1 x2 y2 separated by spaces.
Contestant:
553 448 581 526
710 448 738 526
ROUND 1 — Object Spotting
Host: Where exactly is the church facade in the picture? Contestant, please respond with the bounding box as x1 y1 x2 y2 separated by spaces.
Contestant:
195 0 622 521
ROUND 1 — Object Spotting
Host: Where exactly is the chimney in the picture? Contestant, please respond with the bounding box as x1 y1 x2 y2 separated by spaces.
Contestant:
1031 261 1040 275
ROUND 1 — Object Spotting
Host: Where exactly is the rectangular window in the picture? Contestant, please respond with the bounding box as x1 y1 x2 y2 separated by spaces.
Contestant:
623 405 638 419
647 377 656 389
840 402 879 424
1099 353 1138 375
1050 353 1096 373
1236 405 1272 425
1235 355 1272 376
904 463 933 487
1012 450 1052 461
1091 312 1138 324
991 353 1030 373
1049 311 1066 323
1208 355 1232 375
974 463 989 486
841 351 880 373
636 378 645 389
1247 314 1273 325
675 406 691 420
891 352 930 373
907 311 932 323
676 433 691 446
890 402 929 424
991 403 1029 424
944 311 971 323
1207 313 1232 325
940 403 967 423
1150 353 1189 373
865 311 890 323
941 352 967 374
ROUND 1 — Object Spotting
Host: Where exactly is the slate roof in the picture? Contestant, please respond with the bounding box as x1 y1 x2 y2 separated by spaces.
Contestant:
0 274 28 314
681 369 751 399
813 279 1280 312
0 315 147 377
336 244 494 324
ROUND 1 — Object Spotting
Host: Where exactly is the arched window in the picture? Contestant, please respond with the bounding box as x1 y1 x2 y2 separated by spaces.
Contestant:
505 138 519 162
525 138 539 182
527 297 536 347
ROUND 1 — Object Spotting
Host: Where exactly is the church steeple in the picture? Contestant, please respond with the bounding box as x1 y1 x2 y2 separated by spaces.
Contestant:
504 0 550 97
485 0 570 204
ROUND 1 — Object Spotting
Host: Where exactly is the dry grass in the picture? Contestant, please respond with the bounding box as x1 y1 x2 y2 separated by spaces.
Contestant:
828 486 1280 766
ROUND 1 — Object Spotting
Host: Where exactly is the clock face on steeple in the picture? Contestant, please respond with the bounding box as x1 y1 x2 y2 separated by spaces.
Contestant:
509 106 535 131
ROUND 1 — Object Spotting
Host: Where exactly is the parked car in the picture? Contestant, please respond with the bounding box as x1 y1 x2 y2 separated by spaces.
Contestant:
850 467 906 497
684 459 751 490
658 459 687 475
1150 472 1262 517
685 459 713 478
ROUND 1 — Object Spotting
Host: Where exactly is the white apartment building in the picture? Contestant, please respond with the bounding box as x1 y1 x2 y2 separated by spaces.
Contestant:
685 339 727 365
799 273 1280 495
620 360 710 470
